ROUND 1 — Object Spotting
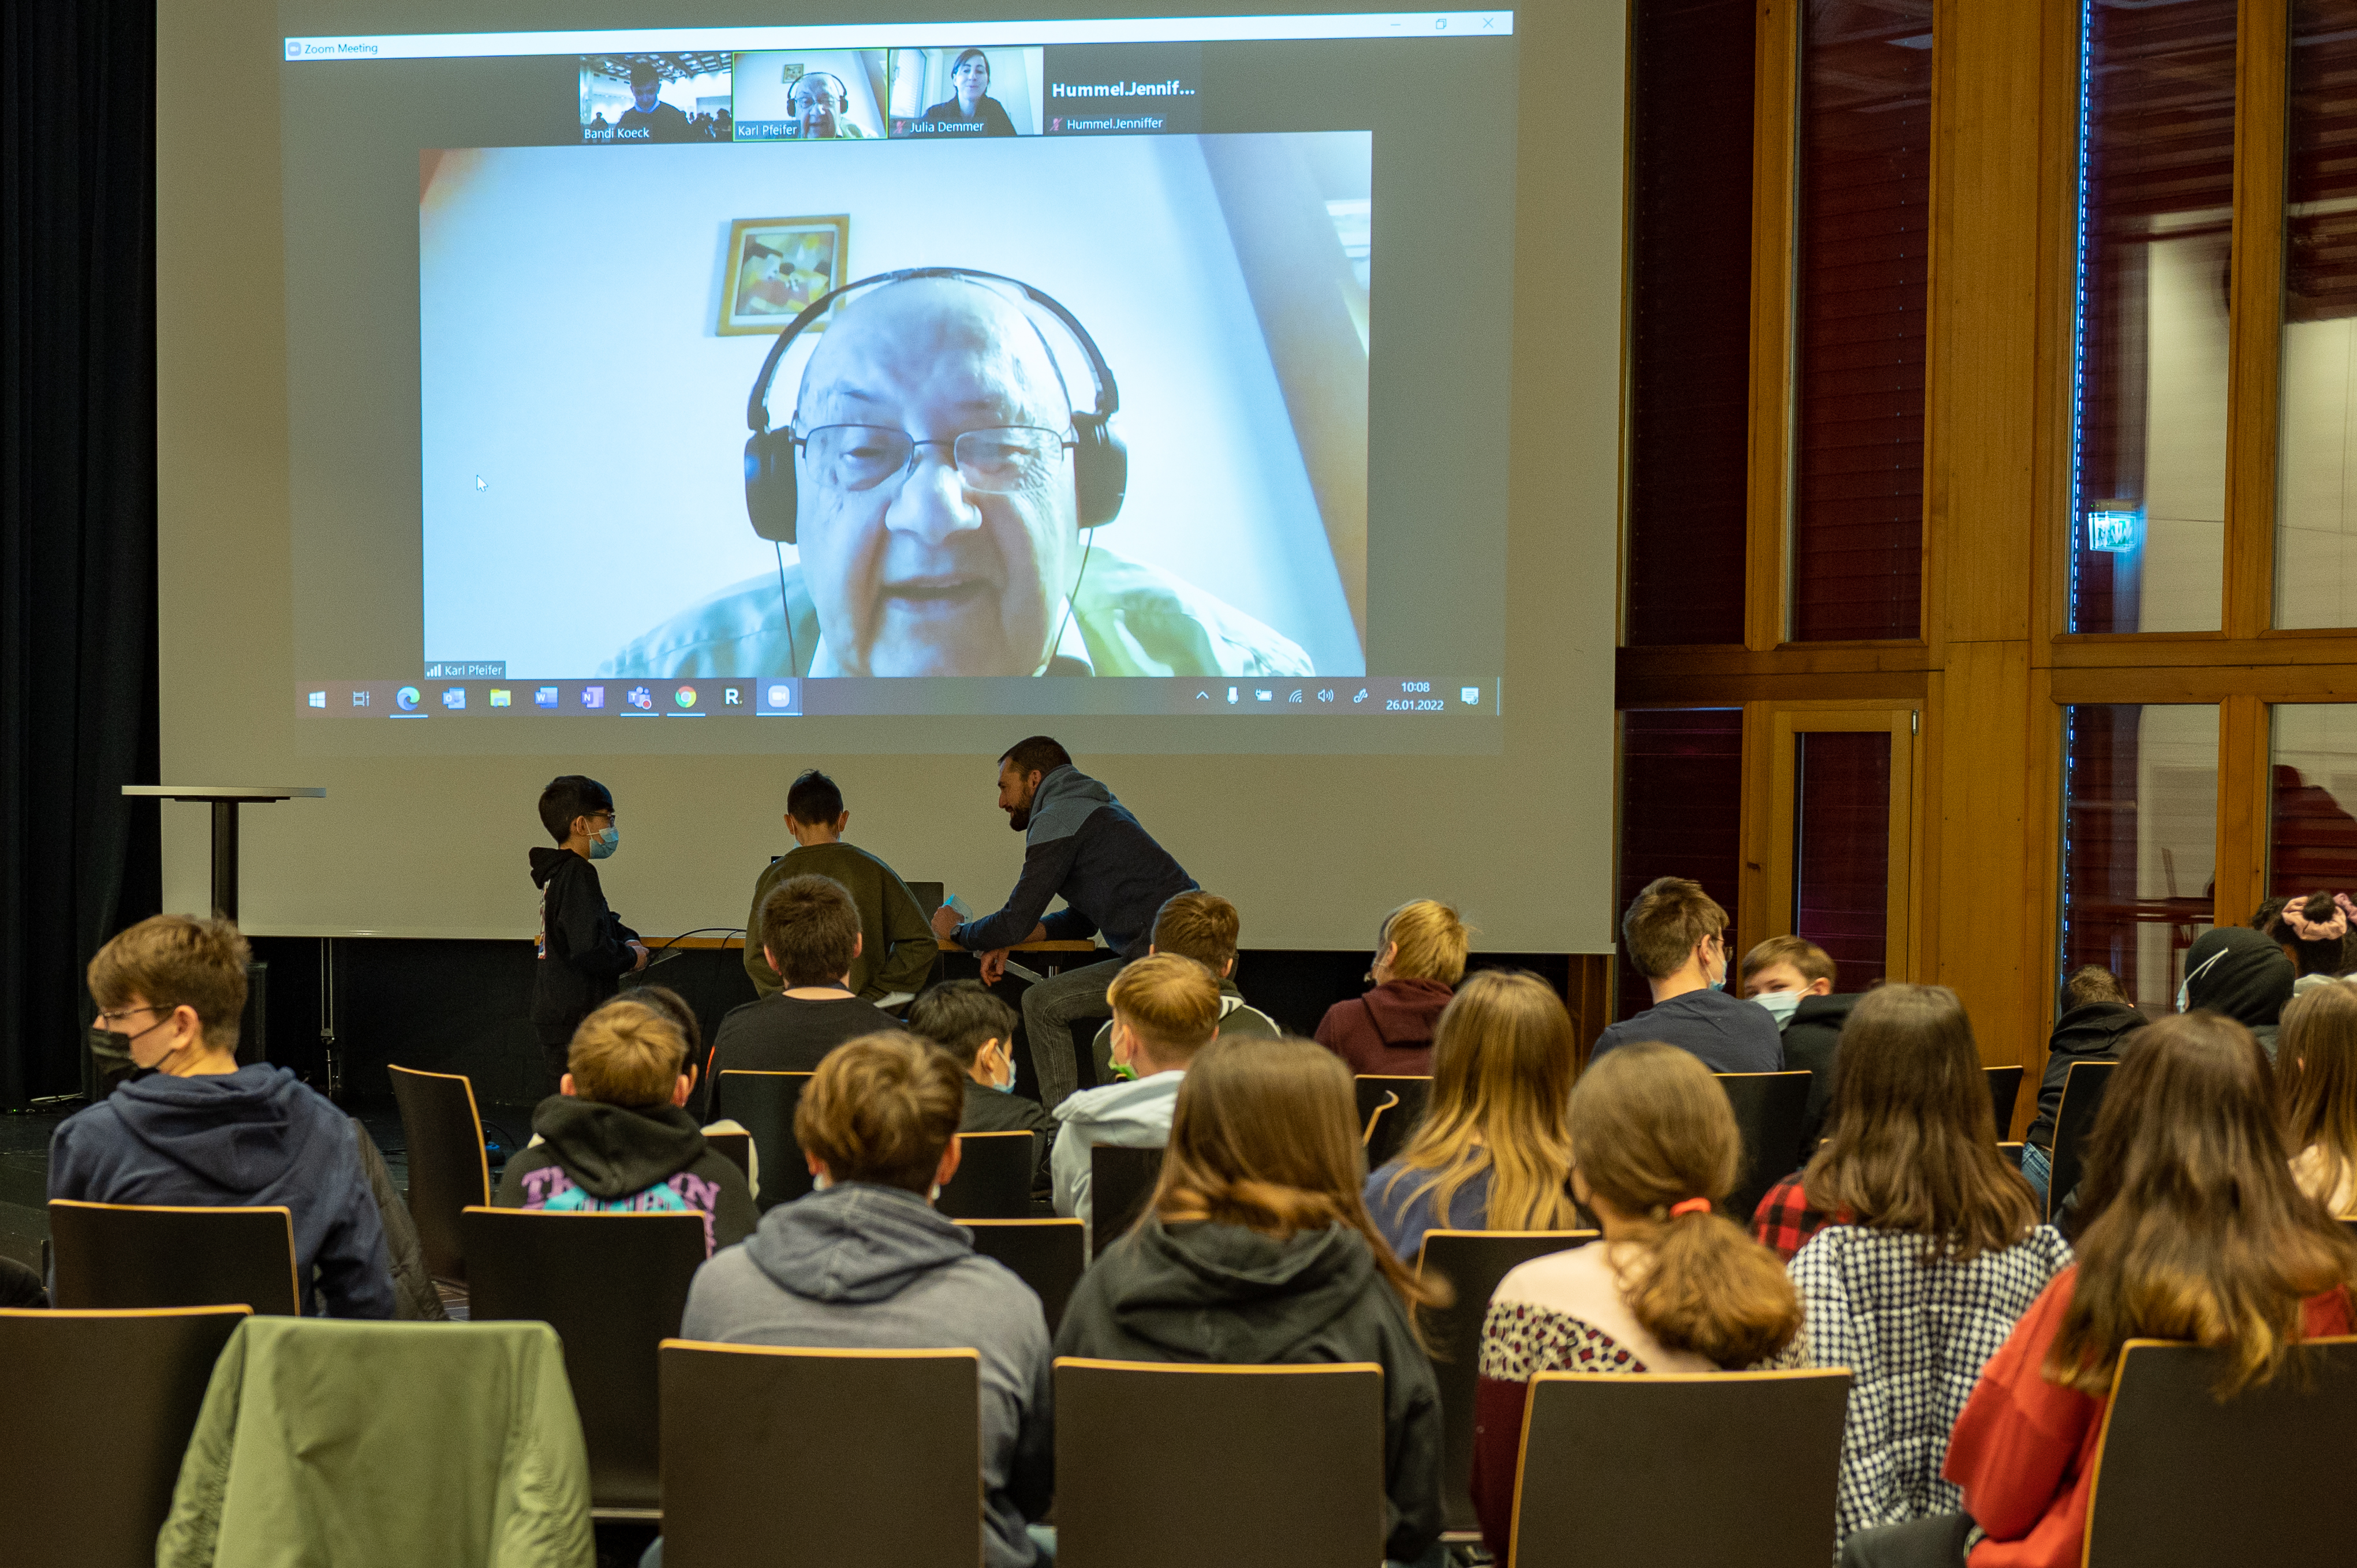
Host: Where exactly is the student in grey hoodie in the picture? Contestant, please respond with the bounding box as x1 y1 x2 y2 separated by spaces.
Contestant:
1052 955 1220 1245
677 1031 1053 1568
1055 1034 1448 1567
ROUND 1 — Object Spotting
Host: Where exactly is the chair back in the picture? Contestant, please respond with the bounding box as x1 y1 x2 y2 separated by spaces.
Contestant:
1089 1142 1165 1244
1997 1141 2026 1169
1415 1228 1600 1535
0 1305 249 1568
1355 1075 1433 1169
704 1129 752 1180
47 1200 299 1316
389 1063 491 1282
1055 1359 1384 1568
2083 1338 2357 1566
1510 1369 1851 1567
715 1069 815 1210
461 1207 707 1513
2048 1058 2119 1219
1713 1071 1814 1223
659 1341 980 1566
936 1130 1036 1219
1985 1062 2025 1136
960 1218 1085 1333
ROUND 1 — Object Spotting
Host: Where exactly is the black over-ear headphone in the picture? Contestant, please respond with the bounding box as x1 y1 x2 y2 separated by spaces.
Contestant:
742 267 1129 544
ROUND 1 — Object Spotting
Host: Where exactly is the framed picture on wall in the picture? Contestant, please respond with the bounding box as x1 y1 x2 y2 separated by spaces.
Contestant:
718 215 849 335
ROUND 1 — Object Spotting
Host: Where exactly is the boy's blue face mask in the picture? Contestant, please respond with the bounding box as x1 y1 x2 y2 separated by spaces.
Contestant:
1753 989 1805 1027
588 824 620 860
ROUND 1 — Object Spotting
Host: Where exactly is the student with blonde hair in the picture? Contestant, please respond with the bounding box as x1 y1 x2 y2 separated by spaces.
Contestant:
2281 979 2357 1215
1364 970 1582 1260
1469 1042 1802 1562
678 1032 1054 1568
1055 1035 1448 1567
1843 1013 2357 1567
495 994 758 1255
1050 953 1222 1235
1317 899 1471 1075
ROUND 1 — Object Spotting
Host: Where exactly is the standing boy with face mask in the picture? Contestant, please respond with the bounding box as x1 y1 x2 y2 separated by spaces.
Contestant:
49 915 396 1317
907 980 1055 1203
531 774 648 1091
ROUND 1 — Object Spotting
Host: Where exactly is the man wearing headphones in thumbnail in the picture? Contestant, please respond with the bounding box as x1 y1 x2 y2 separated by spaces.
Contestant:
790 72 872 140
604 273 1314 678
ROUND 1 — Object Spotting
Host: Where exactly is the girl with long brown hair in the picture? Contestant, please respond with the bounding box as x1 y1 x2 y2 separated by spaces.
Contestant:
2280 979 2357 1215
1469 1042 1802 1562
1844 1013 2357 1568
1762 986 2067 1555
1365 969 1582 1260
1053 1035 1450 1567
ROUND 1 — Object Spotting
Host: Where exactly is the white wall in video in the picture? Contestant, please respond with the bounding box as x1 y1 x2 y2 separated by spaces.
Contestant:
417 134 1371 680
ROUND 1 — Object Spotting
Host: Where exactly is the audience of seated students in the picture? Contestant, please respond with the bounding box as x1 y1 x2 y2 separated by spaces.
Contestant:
1053 1034 1448 1568
1089 890 1278 1082
493 995 757 1255
47 915 396 1318
2257 890 2355 998
1740 934 1855 1153
744 768 936 1008
1764 985 2070 1553
1314 899 1470 1076
1842 1011 2357 1568
702 875 901 1116
908 980 1056 1200
2019 966 2145 1211
673 1032 1053 1568
1470 1041 1802 1562
1589 877 1782 1071
1051 955 1219 1240
1364 970 1581 1262
2179 924 2294 1058
2280 979 2357 1216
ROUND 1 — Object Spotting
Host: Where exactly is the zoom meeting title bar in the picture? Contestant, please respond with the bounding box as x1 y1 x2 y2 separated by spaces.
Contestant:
284 11 1513 62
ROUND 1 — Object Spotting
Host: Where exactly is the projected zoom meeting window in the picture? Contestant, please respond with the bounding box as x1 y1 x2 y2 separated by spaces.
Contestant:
420 131 1366 681
290 13 1515 722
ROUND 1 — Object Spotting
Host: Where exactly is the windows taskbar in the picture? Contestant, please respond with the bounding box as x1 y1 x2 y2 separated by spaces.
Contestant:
297 675 1501 718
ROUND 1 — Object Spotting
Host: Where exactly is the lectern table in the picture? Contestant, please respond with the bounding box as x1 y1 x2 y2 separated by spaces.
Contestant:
120 785 327 922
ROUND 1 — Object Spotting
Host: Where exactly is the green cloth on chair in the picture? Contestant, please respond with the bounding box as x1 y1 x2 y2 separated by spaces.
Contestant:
157 1316 594 1567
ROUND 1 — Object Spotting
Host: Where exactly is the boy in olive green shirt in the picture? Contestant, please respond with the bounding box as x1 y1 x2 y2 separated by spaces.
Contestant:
745 769 937 1005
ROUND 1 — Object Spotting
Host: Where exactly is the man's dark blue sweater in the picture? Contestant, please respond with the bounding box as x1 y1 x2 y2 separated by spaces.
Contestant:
953 765 1196 959
47 1064 397 1317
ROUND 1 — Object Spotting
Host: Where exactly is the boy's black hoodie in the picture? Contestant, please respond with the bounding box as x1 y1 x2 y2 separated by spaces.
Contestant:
47 1064 395 1318
2026 1001 2147 1150
1054 1217 1445 1562
530 847 639 1051
495 1095 759 1256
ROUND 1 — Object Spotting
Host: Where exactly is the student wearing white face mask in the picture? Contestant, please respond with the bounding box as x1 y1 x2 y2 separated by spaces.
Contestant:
908 981 1056 1204
1740 935 1857 1158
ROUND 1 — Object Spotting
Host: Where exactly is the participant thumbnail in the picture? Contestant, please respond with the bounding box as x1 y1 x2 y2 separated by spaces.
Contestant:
419 135 1374 682
886 47 1045 138
579 54 734 144
1041 43 1204 137
731 51 888 141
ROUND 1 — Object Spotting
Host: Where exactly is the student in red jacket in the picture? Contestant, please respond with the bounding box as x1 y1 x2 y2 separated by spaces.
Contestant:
1839 1011 2357 1567
1314 899 1470 1075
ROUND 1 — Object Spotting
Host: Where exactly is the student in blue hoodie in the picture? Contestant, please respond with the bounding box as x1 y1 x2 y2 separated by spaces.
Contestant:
48 915 395 1318
674 1030 1053 1568
931 736 1197 1111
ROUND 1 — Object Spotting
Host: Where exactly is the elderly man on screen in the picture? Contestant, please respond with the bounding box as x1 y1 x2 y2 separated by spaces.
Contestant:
602 276 1314 679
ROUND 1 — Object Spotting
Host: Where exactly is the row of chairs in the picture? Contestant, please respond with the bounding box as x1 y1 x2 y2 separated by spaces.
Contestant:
7 1299 2354 1568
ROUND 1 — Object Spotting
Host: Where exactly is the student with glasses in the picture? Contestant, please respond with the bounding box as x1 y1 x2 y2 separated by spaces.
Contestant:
1587 877 1783 1073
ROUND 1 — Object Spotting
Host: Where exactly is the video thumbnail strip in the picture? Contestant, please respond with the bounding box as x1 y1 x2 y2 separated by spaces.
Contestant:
579 42 1204 145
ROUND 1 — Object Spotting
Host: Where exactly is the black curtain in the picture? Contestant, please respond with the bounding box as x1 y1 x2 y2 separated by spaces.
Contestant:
1 0 162 1107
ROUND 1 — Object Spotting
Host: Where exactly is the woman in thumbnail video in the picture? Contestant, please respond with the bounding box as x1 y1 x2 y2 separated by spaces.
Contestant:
919 48 1019 136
